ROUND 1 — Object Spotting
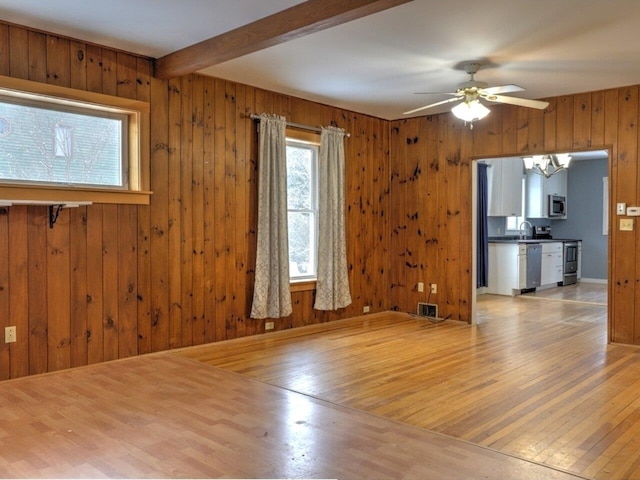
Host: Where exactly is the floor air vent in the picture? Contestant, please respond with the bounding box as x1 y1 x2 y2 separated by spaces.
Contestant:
417 302 438 318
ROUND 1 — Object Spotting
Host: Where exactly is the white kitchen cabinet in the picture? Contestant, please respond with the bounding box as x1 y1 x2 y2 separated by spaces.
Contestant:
541 242 563 285
487 242 520 295
526 168 568 218
486 158 524 217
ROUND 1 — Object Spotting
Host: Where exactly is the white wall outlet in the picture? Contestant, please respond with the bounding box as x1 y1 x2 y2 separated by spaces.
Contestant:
5 326 16 343
620 219 634 231
417 282 424 292
617 203 627 215
363 305 370 313
265 321 274 330
431 283 438 294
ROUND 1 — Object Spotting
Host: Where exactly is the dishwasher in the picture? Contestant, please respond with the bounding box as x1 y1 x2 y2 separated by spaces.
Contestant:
518 243 542 292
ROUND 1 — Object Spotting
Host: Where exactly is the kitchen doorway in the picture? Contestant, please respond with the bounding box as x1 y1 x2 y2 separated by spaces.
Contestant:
471 150 610 324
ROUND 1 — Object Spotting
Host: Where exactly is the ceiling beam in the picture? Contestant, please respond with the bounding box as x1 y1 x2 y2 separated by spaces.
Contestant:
154 0 413 79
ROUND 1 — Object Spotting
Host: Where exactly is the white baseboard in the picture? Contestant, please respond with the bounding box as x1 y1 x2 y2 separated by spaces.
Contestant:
579 278 608 285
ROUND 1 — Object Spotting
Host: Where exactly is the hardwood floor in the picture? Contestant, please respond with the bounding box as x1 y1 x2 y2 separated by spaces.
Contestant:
177 284 640 480
0 352 582 479
1 283 630 479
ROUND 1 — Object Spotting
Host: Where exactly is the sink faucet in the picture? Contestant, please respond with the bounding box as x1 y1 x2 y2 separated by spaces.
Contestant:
519 220 533 239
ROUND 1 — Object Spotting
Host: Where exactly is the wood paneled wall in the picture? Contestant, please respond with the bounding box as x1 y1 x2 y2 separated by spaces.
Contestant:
3 19 639 381
0 22 390 379
389 88 640 345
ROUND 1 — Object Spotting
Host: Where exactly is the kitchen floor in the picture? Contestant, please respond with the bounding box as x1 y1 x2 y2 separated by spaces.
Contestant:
521 282 607 305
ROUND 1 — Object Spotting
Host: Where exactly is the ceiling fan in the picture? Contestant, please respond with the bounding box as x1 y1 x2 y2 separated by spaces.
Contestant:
403 62 549 127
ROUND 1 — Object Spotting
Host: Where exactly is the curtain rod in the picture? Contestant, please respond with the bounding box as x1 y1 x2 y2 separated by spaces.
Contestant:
249 114 350 137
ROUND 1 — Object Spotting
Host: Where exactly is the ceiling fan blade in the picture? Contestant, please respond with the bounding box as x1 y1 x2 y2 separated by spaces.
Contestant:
484 94 550 110
403 97 461 115
481 84 524 95
413 92 458 96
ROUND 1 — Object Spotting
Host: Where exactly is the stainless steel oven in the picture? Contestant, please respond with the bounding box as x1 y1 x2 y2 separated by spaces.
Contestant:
560 241 578 286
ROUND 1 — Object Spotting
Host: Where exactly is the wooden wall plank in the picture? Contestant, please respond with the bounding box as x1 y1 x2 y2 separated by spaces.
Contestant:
27 207 48 374
555 95 574 151
149 77 170 353
0 23 9 76
528 107 544 152
168 77 183 349
28 31 47 83
179 75 194 347
0 208 9 379
136 57 152 355
543 98 557 152
46 35 70 87
86 205 104 364
117 205 138 358
245 87 259 337
8 207 29 378
8 26 28 79
234 83 248 338
590 91 605 147
69 40 87 90
224 81 237 340
192 75 207 343
69 207 88 368
86 45 103 94
573 92 592 150
116 52 137 100
212 78 227 338
46 210 71 372
101 48 117 96
102 204 119 361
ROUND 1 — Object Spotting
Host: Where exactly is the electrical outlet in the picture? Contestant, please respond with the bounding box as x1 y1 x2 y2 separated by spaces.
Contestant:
5 326 16 343
363 306 370 313
265 321 274 330
431 283 437 294
417 282 424 292
620 219 634 231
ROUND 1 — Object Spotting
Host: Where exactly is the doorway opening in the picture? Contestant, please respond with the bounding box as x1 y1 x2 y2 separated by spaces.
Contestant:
471 150 610 326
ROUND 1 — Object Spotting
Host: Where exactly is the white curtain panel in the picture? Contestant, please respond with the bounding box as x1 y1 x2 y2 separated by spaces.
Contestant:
314 126 352 311
250 114 292 319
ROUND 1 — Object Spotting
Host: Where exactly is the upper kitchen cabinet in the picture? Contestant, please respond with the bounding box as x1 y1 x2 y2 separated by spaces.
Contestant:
526 168 568 218
486 158 524 217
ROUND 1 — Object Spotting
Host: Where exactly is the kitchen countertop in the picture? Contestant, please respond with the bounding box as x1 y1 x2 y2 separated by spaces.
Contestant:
488 237 581 244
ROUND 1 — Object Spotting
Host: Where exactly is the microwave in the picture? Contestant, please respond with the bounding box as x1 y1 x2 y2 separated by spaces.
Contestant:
549 195 566 217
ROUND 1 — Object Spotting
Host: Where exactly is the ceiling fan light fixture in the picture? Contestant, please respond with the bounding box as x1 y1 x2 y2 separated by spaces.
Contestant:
451 100 490 125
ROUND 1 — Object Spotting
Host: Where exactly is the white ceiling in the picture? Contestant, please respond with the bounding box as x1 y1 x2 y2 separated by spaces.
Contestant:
2 0 640 120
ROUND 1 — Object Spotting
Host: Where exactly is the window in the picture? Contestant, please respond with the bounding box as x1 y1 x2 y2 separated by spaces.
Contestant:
1 96 126 188
0 76 149 205
506 177 526 232
286 138 319 281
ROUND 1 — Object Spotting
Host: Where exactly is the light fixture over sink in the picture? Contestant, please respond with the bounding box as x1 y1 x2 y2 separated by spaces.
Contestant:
523 154 572 178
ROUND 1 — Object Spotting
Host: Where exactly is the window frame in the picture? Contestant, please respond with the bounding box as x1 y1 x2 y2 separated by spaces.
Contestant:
286 129 320 287
0 74 150 205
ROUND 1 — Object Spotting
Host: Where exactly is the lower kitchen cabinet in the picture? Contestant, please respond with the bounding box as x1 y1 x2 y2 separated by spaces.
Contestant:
541 242 563 285
487 243 520 296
